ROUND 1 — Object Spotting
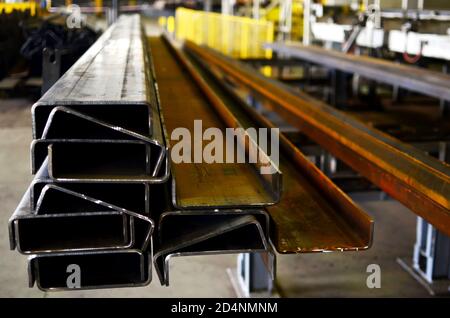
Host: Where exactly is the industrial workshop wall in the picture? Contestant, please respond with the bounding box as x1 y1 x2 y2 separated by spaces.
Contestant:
174 8 274 59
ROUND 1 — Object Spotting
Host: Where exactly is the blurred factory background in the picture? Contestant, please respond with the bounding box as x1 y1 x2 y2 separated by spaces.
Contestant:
0 0 449 298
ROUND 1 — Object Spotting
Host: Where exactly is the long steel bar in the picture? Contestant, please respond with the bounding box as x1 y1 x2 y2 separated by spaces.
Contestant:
30 15 169 183
185 41 450 236
149 37 280 208
28 249 151 291
184 45 374 253
10 187 133 254
9 158 154 254
30 159 151 214
9 183 155 254
31 105 169 182
32 15 154 138
154 213 269 286
158 210 270 244
265 41 450 101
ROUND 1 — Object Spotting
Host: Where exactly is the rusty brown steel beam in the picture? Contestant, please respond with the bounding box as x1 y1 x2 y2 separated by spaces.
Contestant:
184 41 450 237
148 37 280 209
160 36 373 253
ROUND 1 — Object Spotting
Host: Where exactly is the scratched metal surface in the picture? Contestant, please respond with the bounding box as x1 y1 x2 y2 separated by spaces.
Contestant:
186 40 450 237
186 52 373 253
149 37 277 208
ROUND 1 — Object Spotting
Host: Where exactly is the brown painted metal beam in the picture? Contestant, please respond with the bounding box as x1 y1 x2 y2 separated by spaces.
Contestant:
184 40 450 237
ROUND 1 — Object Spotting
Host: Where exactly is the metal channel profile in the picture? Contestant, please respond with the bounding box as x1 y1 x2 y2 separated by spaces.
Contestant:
185 40 450 237
148 37 280 209
9 186 132 254
265 41 450 102
29 159 151 214
31 15 169 183
154 212 270 286
28 249 151 291
182 43 374 253
158 210 270 242
9 162 154 254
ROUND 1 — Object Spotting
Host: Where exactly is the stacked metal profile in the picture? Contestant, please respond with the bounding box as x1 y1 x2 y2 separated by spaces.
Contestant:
8 14 381 291
147 36 283 286
8 14 278 290
8 15 170 291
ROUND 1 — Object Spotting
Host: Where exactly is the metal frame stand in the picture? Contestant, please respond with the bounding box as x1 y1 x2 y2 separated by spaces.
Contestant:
42 48 69 95
398 220 450 296
413 218 450 284
440 63 450 117
398 141 450 295
227 252 277 298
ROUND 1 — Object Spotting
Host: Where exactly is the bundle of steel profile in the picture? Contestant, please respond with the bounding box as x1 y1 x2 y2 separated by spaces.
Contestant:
8 15 168 291
147 36 280 286
149 34 373 264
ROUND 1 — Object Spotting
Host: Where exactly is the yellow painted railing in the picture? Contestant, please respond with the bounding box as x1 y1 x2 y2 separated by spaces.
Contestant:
0 2 38 16
175 8 274 59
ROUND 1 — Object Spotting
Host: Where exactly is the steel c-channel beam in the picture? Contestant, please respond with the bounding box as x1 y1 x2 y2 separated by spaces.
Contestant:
184 40 450 237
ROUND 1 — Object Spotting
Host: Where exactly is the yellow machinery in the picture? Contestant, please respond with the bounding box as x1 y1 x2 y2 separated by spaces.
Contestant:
0 1 39 16
263 0 304 41
173 7 274 59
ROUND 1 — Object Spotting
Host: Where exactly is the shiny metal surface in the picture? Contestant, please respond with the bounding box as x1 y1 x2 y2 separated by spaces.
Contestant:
30 15 169 183
149 36 281 208
32 15 154 138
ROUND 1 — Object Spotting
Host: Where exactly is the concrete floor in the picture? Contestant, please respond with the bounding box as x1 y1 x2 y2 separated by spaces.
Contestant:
0 98 430 297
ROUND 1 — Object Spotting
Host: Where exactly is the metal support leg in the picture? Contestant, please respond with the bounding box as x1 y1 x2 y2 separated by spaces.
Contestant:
414 137 450 282
330 70 349 108
42 48 69 95
392 58 404 103
440 63 450 117
204 0 212 12
111 0 118 24
227 252 276 298
413 218 450 284
397 140 450 295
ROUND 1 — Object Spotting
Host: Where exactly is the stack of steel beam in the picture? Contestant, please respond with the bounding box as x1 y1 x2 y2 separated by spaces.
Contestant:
185 39 450 238
9 15 378 291
148 36 281 286
150 35 374 260
9 15 169 291
8 14 278 291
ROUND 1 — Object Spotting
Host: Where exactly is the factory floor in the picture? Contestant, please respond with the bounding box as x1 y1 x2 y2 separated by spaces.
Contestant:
0 98 431 298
